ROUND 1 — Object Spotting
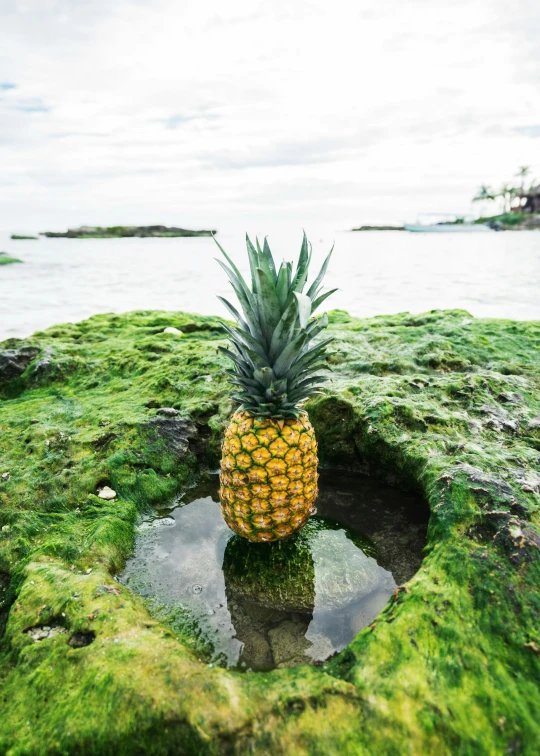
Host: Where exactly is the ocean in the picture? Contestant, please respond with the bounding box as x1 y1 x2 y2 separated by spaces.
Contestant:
1 228 539 340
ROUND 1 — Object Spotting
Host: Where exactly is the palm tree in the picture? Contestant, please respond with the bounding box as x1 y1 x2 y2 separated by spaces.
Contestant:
473 185 495 203
498 184 515 214
472 185 496 217
516 165 530 190
515 166 531 210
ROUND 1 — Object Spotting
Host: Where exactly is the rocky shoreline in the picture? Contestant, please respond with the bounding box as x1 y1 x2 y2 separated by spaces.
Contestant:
40 225 217 238
476 212 540 230
0 309 539 753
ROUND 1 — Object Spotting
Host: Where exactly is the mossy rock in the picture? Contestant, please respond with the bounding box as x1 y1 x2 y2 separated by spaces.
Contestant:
0 308 539 754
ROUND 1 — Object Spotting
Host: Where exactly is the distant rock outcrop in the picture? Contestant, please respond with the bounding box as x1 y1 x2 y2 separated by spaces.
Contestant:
351 225 405 231
40 225 217 238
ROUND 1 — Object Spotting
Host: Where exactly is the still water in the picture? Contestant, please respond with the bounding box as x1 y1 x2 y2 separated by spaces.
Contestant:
119 471 428 671
0 229 539 340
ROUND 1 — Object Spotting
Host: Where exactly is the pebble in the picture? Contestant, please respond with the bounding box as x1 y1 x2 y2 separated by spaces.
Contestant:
98 486 116 500
27 625 67 642
156 407 179 416
163 327 183 336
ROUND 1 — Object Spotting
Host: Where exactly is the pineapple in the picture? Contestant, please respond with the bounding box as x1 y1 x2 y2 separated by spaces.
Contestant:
215 232 336 542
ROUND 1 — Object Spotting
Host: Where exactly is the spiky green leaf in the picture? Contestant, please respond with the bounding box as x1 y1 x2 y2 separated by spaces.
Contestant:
294 292 312 329
312 288 339 314
255 267 282 342
273 331 308 378
215 231 335 417
307 245 334 299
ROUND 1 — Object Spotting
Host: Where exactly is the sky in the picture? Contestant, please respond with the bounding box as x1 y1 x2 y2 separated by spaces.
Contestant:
1 0 539 235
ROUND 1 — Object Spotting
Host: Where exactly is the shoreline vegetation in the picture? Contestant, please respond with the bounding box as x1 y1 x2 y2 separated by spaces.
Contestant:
39 225 217 238
438 212 540 231
0 253 22 266
10 235 38 240
351 213 540 232
467 212 540 230
0 308 538 753
353 166 540 231
423 212 539 231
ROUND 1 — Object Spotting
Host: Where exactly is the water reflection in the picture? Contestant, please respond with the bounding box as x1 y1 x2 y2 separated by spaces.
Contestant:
119 471 427 670
223 523 395 669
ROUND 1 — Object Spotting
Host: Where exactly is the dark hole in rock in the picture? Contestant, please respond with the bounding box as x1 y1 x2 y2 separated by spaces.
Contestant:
119 471 428 672
68 631 95 648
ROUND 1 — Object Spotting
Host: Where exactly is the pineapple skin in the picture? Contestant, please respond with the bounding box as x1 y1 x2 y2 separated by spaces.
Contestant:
219 410 318 542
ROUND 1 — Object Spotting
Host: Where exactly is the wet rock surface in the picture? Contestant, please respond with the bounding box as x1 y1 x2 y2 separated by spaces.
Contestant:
0 345 39 382
142 415 205 459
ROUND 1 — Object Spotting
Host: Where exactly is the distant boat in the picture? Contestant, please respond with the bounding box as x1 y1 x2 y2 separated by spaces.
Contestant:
404 223 493 233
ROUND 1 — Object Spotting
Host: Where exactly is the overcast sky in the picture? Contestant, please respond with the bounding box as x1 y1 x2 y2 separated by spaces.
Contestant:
1 0 539 234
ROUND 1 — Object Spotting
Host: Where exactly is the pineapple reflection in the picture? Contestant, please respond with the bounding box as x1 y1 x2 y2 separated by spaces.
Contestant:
223 533 316 671
223 520 396 671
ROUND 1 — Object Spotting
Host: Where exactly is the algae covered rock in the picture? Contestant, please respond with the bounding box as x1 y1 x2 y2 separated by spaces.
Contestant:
0 308 539 755
40 225 216 238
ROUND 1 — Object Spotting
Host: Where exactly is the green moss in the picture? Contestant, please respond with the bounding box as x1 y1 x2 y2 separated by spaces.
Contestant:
0 308 539 754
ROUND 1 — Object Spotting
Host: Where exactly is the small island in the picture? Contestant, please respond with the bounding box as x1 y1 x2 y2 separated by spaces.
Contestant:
351 225 405 231
39 225 217 239
0 253 22 266
10 235 38 240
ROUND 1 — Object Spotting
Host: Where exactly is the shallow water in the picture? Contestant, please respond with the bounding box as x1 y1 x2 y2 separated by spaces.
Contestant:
1 228 539 340
119 471 428 671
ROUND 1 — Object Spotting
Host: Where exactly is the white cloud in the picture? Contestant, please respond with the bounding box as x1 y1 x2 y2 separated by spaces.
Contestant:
0 0 539 232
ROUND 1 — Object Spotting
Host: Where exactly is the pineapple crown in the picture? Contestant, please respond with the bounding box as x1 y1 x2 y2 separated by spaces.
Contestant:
215 232 336 419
